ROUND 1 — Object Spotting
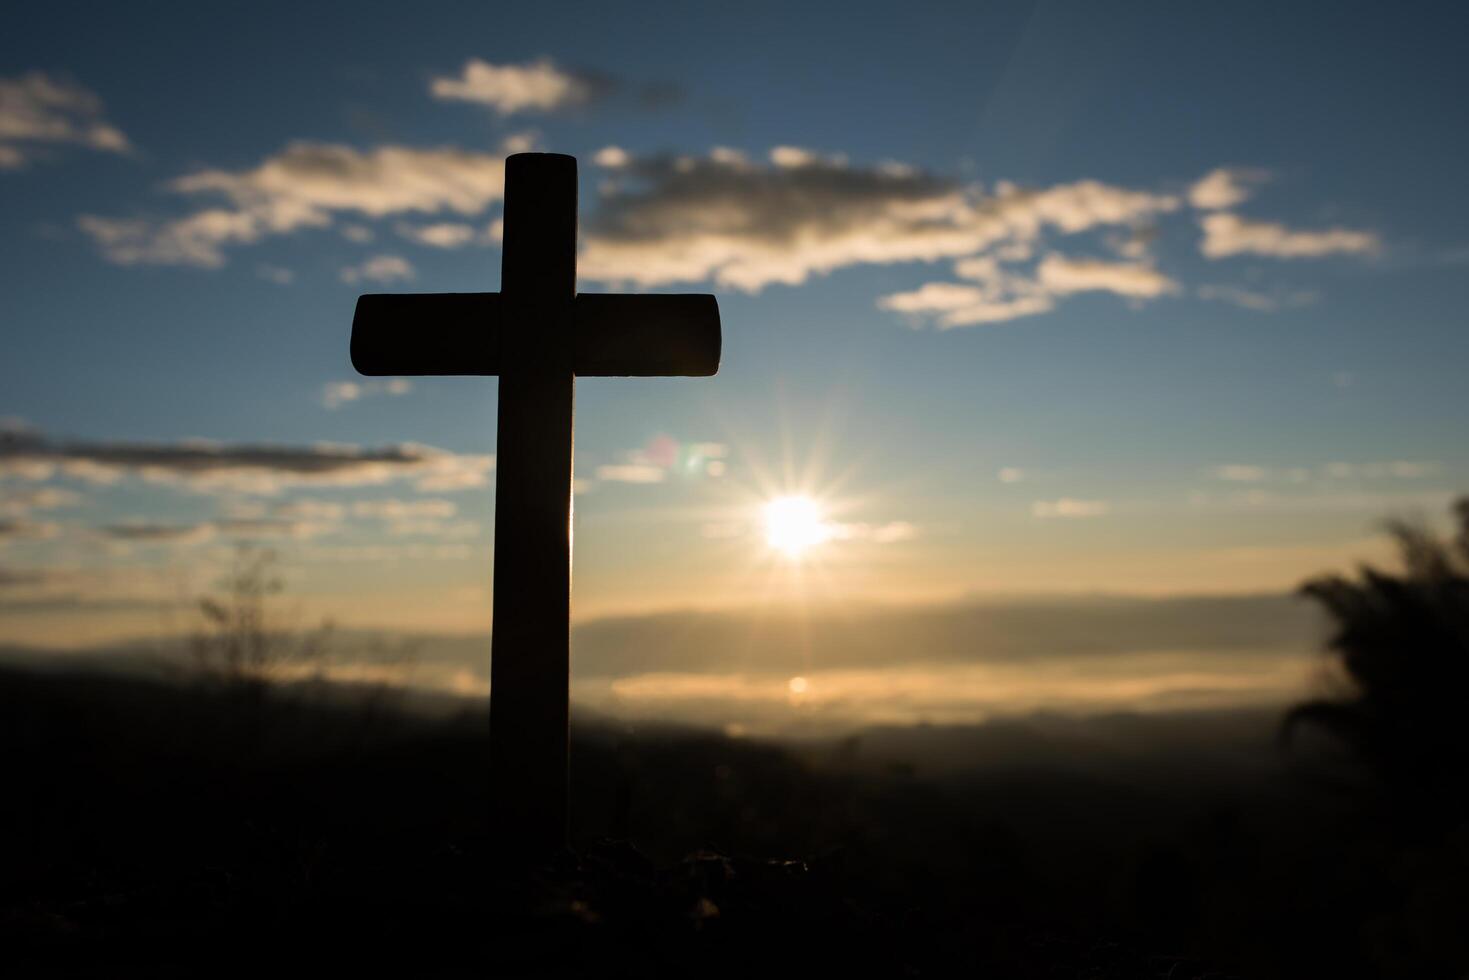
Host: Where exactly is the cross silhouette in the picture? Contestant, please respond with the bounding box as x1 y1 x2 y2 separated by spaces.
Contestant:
350 152 721 854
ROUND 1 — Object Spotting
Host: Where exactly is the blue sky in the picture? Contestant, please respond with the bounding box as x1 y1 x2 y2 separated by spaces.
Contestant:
3 0 1468 650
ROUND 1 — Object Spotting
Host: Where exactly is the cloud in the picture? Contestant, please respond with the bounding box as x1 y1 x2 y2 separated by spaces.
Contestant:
384 519 480 539
878 282 1055 328
1195 284 1319 312
1031 498 1109 518
0 72 129 170
80 140 515 267
430 58 678 115
879 253 1174 328
430 58 599 114
395 222 481 248
171 142 509 223
1199 212 1379 259
1106 225 1159 259
997 467 1025 484
98 521 216 544
212 517 336 539
1212 465 1270 483
593 145 630 168
414 463 495 493
877 281 989 313
0 518 59 541
270 499 346 521
595 463 666 484
1323 460 1440 480
579 148 1178 292
297 543 473 563
322 377 412 409
0 428 493 495
0 486 80 518
1188 167 1267 210
352 498 457 520
830 520 918 544
1206 461 1439 484
1035 254 1178 298
256 264 294 285
590 436 728 487
1190 488 1454 516
78 211 261 269
0 563 190 609
340 254 415 284
97 516 335 546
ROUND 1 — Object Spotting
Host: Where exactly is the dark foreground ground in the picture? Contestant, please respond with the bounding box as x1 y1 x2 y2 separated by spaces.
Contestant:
4 664 1467 978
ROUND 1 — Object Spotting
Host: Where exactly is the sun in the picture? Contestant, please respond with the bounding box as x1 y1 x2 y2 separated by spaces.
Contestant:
763 495 831 559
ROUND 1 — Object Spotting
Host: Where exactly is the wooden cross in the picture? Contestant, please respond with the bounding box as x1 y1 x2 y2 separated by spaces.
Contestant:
349 152 720 854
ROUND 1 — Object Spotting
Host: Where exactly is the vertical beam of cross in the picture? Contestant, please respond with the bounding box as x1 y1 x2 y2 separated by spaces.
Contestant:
348 151 720 860
490 154 577 851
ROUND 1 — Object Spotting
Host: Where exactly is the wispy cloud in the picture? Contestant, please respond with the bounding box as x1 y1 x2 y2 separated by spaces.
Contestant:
1323 460 1440 480
0 72 129 170
1035 254 1178 298
1031 498 1110 518
97 516 336 547
0 563 198 609
430 58 599 114
430 58 678 115
1212 465 1272 483
878 253 1176 328
1189 488 1454 516
0 486 81 518
0 427 493 495
352 498 457 520
395 221 486 249
0 518 60 541
595 463 667 484
1195 284 1319 312
1207 461 1440 484
339 254 415 284
830 520 918 543
269 499 346 521
1187 167 1268 211
97 521 217 544
1199 212 1379 259
591 436 728 487
580 147 1178 292
80 139 519 267
322 377 412 409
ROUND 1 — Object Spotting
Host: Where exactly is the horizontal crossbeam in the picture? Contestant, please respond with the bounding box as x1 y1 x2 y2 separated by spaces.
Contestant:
350 293 721 378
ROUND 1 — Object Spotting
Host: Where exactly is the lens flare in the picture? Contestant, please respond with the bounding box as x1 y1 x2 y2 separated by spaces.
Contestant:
763 495 831 559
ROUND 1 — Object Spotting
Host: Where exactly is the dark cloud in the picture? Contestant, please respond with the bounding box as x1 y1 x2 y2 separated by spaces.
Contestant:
0 518 58 540
580 147 1178 292
0 428 492 494
569 594 1320 678
98 523 210 542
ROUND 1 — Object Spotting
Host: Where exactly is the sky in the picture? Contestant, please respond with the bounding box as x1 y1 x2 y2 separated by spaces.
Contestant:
2 2 1467 722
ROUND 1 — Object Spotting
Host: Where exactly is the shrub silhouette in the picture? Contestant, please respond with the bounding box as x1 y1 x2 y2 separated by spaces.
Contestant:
189 544 334 688
1285 497 1469 828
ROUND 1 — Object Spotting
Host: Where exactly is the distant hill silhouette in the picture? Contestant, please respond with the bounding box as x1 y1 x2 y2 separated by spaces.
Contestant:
2 656 1464 977
8 512 1469 976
